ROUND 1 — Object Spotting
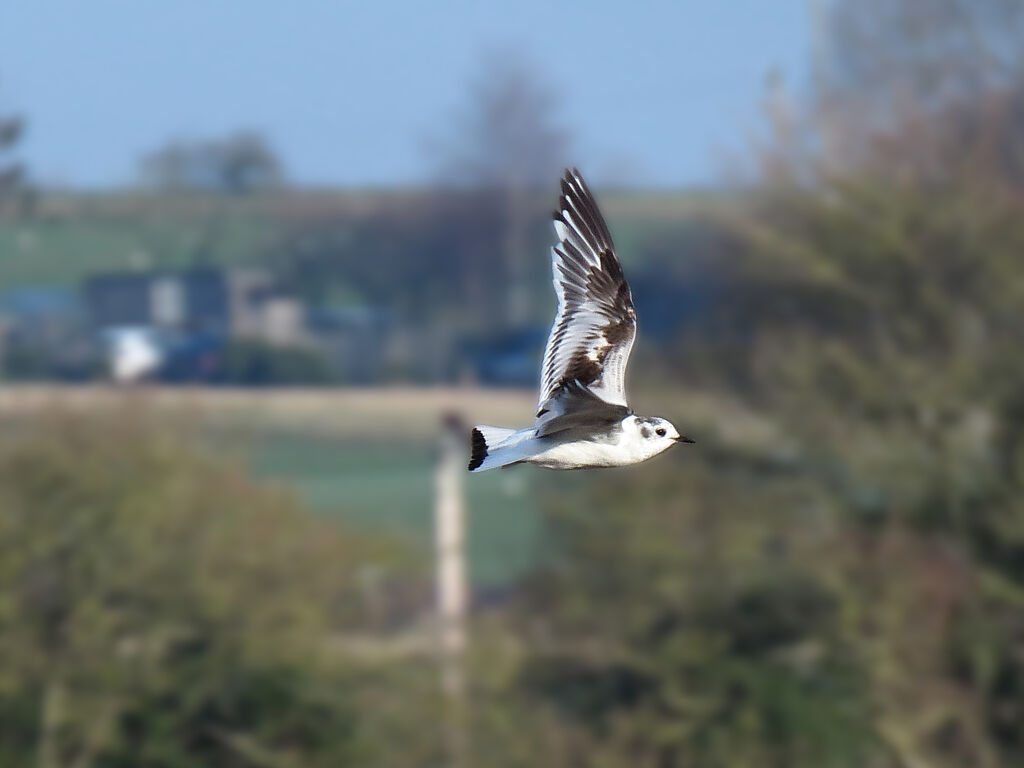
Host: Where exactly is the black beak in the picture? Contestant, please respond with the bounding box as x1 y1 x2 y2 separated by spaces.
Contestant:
674 436 696 444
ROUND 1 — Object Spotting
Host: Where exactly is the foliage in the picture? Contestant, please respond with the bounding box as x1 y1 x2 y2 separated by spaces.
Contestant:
0 99 27 214
460 2 1024 757
138 132 285 194
0 415 425 767
476 134 1024 768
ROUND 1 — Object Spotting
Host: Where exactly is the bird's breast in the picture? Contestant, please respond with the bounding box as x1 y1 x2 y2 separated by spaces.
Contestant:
526 434 639 469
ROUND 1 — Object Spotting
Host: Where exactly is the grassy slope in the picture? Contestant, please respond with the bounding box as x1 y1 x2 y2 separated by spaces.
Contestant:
0 194 284 287
0 188 704 289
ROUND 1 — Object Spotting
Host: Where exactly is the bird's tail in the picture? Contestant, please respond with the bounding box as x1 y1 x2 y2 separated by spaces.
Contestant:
468 425 530 472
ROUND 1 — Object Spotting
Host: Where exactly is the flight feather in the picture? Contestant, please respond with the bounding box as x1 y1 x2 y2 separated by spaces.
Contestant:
538 168 637 414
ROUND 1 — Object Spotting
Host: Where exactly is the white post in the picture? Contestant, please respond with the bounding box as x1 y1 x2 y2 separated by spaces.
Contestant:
436 414 468 766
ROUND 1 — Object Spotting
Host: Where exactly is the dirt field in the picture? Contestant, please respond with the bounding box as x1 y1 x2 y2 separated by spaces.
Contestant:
0 383 776 442
0 384 537 437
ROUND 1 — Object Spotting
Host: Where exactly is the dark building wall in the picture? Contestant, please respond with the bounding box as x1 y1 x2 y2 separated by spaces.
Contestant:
181 270 230 334
84 270 234 335
83 273 155 328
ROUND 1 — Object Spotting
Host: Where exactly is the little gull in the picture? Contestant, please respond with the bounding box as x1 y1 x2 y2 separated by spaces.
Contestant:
468 168 694 471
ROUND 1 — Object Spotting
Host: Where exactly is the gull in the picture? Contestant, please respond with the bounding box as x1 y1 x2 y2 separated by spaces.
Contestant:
468 168 694 471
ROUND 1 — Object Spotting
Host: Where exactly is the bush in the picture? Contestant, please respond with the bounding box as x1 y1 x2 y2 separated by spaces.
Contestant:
0 415 417 767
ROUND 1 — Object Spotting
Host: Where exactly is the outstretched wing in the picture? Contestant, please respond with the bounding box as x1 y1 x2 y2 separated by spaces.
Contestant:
534 379 630 438
537 168 637 416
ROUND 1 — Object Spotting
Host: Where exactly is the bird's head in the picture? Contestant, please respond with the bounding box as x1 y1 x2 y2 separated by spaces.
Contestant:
628 415 695 458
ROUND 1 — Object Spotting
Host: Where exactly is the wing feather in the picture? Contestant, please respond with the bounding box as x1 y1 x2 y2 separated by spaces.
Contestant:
537 168 637 415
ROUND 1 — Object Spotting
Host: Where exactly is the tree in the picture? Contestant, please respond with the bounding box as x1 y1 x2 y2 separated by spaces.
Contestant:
434 49 570 191
807 0 1024 188
139 131 285 194
430 50 572 326
0 86 26 213
0 114 23 192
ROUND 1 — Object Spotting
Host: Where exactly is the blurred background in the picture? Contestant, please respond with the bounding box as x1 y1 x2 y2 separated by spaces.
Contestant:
2 1 1024 766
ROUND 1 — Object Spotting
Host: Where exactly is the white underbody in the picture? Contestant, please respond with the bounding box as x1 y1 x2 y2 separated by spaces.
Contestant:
525 432 648 469
474 417 675 471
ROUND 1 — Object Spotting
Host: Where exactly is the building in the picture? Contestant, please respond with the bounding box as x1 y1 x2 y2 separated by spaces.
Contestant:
82 267 314 347
81 267 319 382
82 268 284 339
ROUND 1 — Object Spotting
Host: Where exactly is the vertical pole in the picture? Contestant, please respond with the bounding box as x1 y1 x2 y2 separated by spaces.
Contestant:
436 414 468 767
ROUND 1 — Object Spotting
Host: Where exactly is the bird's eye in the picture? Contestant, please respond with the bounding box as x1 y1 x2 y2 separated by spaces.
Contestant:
655 427 666 437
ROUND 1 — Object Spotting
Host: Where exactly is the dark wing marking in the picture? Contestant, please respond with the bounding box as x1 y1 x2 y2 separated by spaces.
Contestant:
534 380 630 438
537 168 637 414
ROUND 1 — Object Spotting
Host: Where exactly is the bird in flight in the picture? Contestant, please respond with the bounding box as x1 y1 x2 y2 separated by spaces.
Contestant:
469 168 694 471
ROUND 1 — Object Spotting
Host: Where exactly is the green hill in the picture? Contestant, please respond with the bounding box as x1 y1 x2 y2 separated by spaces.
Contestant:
0 188 705 290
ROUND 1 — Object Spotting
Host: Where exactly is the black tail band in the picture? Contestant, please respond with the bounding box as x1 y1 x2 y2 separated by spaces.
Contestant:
468 428 487 471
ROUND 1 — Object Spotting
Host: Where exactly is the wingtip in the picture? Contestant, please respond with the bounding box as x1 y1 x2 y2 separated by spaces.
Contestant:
559 168 595 212
467 427 487 471
560 176 573 199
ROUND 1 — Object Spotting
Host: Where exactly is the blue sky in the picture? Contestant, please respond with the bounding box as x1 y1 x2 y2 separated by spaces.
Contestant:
0 1 809 188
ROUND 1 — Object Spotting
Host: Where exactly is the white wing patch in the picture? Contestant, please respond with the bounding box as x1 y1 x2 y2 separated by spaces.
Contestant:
538 169 637 413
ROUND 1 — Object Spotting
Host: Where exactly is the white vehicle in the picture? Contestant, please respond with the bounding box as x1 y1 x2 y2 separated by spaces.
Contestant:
101 326 164 383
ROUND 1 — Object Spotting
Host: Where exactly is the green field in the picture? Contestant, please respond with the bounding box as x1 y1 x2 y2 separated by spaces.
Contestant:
0 189 704 290
0 386 553 589
244 428 544 588
0 197 278 287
